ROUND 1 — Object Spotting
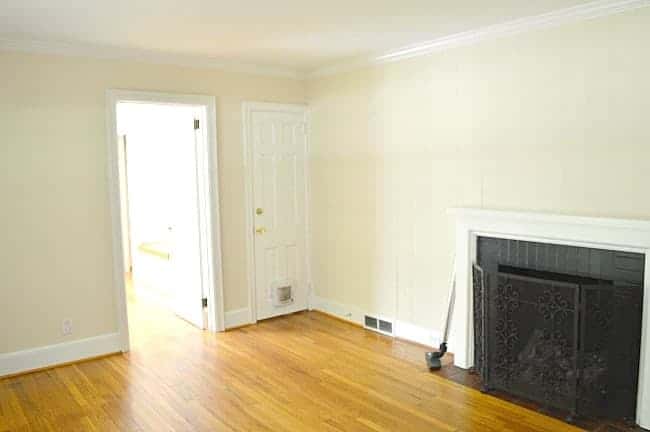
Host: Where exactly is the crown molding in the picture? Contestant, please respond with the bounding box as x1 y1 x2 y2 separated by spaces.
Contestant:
309 0 650 79
2 0 647 81
0 38 305 80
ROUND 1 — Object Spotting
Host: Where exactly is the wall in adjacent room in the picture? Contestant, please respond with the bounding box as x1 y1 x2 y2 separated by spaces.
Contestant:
306 8 650 345
0 51 305 354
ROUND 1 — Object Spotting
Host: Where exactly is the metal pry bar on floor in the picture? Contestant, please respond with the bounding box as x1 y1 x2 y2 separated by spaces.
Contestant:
426 256 456 371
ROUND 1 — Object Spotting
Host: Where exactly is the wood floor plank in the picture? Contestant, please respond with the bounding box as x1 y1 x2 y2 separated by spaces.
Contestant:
0 291 589 432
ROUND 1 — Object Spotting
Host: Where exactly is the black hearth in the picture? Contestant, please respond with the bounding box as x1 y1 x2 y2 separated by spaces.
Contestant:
473 237 644 423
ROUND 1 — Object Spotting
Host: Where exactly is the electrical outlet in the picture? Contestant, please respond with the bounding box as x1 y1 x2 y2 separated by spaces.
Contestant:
62 319 73 336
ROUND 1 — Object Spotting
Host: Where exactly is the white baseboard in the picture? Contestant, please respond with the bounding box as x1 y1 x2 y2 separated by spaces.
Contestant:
394 320 442 348
0 333 122 377
224 307 252 329
310 295 441 348
310 295 366 324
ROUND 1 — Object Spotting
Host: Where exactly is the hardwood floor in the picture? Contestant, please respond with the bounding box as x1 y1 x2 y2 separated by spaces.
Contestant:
0 293 603 431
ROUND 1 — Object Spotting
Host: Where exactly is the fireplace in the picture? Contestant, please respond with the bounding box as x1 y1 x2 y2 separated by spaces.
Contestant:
473 237 644 422
448 208 650 428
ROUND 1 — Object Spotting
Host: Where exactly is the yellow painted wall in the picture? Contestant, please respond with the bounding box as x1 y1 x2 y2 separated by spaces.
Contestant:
306 8 650 333
0 51 305 353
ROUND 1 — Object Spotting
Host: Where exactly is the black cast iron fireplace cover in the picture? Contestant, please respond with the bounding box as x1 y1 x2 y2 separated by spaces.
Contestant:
473 237 644 423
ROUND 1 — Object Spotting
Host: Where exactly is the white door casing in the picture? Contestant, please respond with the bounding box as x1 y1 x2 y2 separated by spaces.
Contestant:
106 90 225 353
244 103 309 321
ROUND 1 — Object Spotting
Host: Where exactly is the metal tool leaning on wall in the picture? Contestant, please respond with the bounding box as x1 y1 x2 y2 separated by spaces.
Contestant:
426 255 456 371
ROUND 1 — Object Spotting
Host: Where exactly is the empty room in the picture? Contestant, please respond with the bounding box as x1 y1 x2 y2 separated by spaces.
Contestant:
1 1 649 431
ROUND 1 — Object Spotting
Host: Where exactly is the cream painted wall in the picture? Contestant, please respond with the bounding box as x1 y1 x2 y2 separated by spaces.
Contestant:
2 7 649 357
0 51 305 353
306 8 650 336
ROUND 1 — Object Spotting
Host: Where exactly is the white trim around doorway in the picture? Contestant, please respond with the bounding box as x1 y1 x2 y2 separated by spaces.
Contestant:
106 89 226 352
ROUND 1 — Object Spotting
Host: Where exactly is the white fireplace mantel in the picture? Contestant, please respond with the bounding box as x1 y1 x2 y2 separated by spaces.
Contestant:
448 208 650 428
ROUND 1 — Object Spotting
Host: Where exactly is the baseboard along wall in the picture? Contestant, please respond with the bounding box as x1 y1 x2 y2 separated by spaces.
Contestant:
224 307 252 329
310 295 442 348
0 333 122 378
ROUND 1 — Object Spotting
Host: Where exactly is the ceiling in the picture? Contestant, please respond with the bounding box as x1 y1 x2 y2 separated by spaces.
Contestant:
0 0 596 75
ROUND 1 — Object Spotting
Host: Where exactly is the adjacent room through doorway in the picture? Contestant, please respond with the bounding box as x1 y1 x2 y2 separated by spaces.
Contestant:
115 100 216 345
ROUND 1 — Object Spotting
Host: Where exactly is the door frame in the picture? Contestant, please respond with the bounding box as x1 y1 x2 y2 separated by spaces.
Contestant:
106 89 226 352
242 102 312 323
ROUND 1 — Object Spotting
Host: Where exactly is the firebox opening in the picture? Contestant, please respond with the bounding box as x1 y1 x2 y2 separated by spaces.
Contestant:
475 236 644 424
497 264 613 286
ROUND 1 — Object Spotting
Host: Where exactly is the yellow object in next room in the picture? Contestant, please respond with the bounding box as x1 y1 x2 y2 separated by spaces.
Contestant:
137 242 171 260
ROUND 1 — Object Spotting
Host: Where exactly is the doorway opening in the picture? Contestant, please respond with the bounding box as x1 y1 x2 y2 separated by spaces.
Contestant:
107 91 224 352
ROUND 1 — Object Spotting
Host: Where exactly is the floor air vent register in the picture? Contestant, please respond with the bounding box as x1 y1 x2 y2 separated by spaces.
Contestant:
364 315 393 335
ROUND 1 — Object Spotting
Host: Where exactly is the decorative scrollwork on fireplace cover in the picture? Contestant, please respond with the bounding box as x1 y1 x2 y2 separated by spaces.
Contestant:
472 264 486 381
536 288 571 322
475 236 644 422
523 329 575 405
485 273 580 416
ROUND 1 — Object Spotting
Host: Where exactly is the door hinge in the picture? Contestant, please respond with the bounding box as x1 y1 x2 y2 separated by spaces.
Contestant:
194 119 200 130
202 298 208 308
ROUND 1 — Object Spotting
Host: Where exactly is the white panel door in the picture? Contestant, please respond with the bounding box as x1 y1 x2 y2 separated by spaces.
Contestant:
170 110 206 329
250 107 308 320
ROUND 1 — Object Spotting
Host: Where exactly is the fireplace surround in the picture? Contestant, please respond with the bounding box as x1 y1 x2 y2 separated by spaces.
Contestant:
448 208 650 428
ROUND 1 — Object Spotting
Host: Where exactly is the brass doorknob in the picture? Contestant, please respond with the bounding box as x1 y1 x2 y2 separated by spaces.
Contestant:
255 227 266 235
